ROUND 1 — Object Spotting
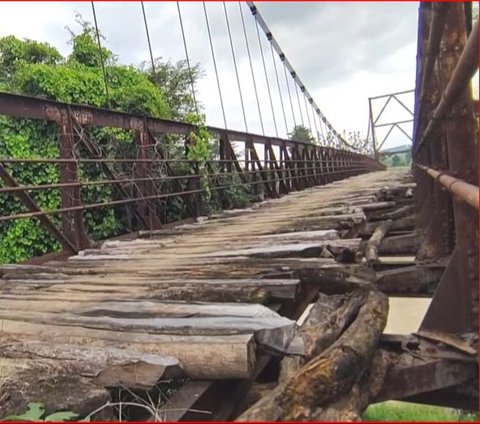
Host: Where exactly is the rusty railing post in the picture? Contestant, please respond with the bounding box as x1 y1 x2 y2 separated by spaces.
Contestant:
58 109 89 250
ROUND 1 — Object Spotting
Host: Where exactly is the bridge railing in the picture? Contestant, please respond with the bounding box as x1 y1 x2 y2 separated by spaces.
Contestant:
412 2 478 335
0 92 383 256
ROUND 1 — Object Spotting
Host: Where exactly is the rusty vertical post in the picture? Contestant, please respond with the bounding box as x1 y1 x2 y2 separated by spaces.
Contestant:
415 3 454 262
318 147 325 185
420 3 478 334
135 124 162 229
368 97 378 160
58 110 89 250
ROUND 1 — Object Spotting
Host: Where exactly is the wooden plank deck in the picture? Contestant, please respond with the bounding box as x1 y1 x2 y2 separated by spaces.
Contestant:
0 169 414 420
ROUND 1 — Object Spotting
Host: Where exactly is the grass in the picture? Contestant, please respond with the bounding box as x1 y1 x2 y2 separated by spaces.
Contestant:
362 401 478 422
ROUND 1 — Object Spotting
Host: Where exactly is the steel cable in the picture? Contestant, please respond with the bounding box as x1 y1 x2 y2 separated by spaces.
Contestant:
90 2 111 108
177 2 199 116
254 18 278 137
223 2 248 132
141 2 156 74
238 1 264 135
283 62 297 129
270 43 288 136
293 79 304 126
303 93 314 137
202 2 227 128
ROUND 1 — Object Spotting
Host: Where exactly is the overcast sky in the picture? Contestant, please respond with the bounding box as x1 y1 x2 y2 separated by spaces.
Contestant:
0 1 425 149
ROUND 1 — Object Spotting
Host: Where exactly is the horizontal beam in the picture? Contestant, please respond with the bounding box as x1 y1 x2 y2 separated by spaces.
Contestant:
415 164 479 210
369 89 415 101
0 92 372 157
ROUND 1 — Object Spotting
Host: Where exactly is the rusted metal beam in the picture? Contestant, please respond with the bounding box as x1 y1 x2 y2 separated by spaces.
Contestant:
0 92 379 157
0 163 77 253
375 358 474 404
415 164 478 210
419 3 478 335
57 111 89 250
414 18 479 157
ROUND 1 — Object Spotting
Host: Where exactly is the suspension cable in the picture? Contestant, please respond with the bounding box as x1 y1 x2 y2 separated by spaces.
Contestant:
223 2 248 132
254 17 278 137
238 1 264 135
270 43 288 136
176 2 199 116
202 2 227 129
283 62 297 128
318 113 326 144
90 1 110 108
141 1 156 74
303 93 313 137
293 75 304 126
312 105 320 143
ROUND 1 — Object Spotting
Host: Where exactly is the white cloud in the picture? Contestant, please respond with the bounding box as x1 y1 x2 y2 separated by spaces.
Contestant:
0 1 420 147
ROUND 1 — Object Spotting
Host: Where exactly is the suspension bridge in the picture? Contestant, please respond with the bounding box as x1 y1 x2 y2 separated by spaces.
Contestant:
0 1 478 421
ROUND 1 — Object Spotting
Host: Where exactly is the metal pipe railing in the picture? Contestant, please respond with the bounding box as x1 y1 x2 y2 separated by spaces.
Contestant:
415 164 479 210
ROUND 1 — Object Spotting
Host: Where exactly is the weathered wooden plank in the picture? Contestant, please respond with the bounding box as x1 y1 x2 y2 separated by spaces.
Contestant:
0 308 296 353
0 319 256 379
0 340 184 389
365 220 393 265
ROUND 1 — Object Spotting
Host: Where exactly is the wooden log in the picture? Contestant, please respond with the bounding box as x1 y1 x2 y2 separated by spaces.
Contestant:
279 290 367 384
0 276 299 302
297 264 376 295
0 319 256 379
377 204 415 220
0 340 184 389
309 349 391 421
0 299 282 318
360 215 415 235
279 290 388 421
378 232 420 255
0 307 296 354
365 220 393 265
375 266 443 296
202 239 361 259
236 290 389 421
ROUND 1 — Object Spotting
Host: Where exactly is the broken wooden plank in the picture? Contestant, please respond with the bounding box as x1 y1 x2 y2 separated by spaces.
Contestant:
375 266 443 296
236 290 389 421
379 232 420 254
0 340 183 390
0 319 256 379
365 220 393 265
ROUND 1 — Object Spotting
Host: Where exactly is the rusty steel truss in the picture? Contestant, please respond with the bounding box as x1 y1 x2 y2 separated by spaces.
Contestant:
368 89 415 159
0 92 383 255
383 1 478 410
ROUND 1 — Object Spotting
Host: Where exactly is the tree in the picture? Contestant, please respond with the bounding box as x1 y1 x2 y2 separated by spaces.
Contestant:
391 154 401 167
141 59 204 120
288 125 315 143
0 17 205 264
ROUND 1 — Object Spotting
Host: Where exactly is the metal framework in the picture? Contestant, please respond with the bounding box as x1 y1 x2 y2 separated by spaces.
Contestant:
368 89 414 159
0 92 382 255
382 2 479 409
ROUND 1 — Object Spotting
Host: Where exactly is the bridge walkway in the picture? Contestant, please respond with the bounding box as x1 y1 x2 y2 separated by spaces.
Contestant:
0 169 415 420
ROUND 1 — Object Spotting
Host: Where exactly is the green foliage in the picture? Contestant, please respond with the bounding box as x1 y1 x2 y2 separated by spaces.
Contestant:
362 401 478 422
66 13 116 68
2 402 84 422
142 59 204 120
379 151 412 168
0 36 62 84
288 124 315 144
0 20 171 264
